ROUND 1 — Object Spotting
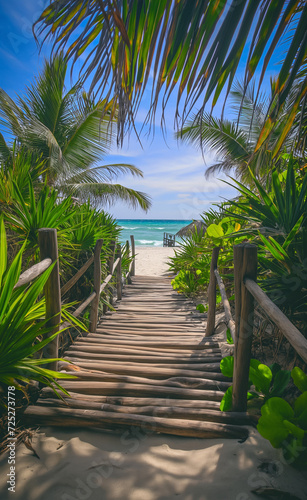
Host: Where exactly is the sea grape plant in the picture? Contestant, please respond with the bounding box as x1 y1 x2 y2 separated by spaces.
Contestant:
257 367 307 466
219 356 291 411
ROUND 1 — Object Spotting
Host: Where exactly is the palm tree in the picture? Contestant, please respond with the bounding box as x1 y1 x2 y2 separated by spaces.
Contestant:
0 55 151 211
177 81 300 185
34 1 307 151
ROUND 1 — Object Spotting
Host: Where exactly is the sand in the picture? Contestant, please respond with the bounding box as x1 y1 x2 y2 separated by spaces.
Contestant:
1 428 306 500
1 247 306 500
134 246 176 276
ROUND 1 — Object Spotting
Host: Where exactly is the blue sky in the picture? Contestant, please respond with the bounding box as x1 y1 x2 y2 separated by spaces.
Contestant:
0 0 285 219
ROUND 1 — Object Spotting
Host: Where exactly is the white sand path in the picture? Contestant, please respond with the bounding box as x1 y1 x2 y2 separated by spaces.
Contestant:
134 246 176 276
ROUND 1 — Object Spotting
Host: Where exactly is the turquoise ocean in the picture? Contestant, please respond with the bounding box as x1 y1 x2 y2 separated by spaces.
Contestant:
117 220 192 246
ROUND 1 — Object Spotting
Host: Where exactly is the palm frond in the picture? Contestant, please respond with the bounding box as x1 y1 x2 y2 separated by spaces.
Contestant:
65 182 151 211
34 0 307 148
0 55 150 210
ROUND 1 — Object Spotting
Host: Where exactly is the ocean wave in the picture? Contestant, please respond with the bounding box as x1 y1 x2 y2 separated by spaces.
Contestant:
121 226 138 230
136 240 163 246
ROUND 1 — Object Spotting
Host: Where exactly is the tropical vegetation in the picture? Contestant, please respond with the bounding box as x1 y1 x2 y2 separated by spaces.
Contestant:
177 81 306 185
34 0 307 151
0 0 306 465
0 218 80 396
0 54 149 404
0 55 151 210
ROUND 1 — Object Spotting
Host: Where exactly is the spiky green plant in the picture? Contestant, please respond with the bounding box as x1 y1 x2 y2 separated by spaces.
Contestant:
0 217 81 396
225 157 307 329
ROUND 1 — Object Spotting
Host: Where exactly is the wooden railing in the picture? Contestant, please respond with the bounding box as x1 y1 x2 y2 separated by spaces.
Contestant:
14 228 135 372
206 243 307 412
124 234 136 284
163 232 176 247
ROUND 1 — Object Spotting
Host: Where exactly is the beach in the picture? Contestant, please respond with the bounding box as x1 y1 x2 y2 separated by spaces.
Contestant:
1 427 306 500
134 246 176 276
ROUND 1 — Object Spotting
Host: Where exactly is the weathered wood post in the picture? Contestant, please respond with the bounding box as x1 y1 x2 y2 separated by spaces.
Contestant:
89 239 103 332
232 243 258 412
38 228 61 371
116 244 122 300
126 239 132 284
108 240 116 308
205 247 220 336
130 234 135 276
102 240 115 314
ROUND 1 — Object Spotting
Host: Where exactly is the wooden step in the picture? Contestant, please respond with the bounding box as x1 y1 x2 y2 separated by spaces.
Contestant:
58 360 227 380
64 353 222 364
23 406 249 439
36 399 250 425
58 370 231 391
48 381 225 400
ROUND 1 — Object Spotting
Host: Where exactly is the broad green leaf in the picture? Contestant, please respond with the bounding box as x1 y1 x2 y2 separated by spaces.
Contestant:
206 223 224 238
220 386 232 411
270 370 291 398
257 397 294 448
196 303 205 313
294 392 307 430
283 420 304 442
249 363 272 395
226 328 234 345
220 356 234 378
291 367 307 393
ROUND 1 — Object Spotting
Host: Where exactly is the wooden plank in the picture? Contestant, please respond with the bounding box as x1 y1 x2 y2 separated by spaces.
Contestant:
64 354 222 364
73 337 217 347
36 399 251 424
23 406 249 439
116 244 122 300
94 331 207 338
89 239 103 332
72 291 96 318
232 244 257 412
106 312 205 318
58 361 227 380
67 338 220 350
61 255 94 296
100 273 113 293
67 347 219 360
96 323 205 331
59 370 231 390
15 258 52 289
130 236 135 277
96 325 205 333
206 246 220 336
245 278 307 364
101 316 203 323
86 333 212 342
214 268 236 342
66 346 221 358
38 228 61 370
49 381 225 401
39 392 222 409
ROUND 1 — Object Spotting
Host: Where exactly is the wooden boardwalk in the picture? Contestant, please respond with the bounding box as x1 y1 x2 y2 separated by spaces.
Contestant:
24 276 250 439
